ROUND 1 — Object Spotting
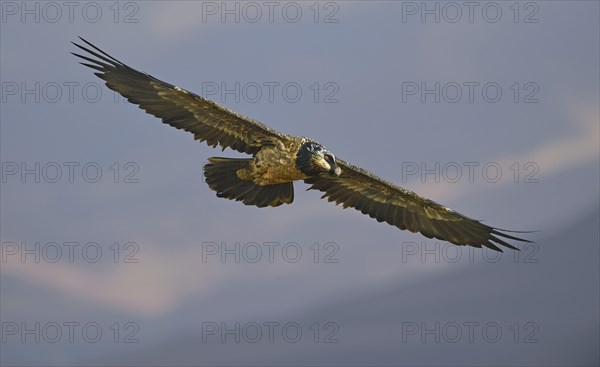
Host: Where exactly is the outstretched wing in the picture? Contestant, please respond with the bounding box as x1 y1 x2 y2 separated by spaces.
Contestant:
72 37 288 155
305 160 531 251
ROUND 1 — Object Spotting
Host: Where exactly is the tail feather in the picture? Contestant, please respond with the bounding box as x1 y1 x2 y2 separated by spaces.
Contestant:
203 157 294 208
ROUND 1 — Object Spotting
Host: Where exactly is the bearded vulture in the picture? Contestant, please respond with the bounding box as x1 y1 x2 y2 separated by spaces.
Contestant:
72 37 531 252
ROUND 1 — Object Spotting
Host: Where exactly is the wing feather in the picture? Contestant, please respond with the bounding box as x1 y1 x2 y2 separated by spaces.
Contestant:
72 37 288 155
305 160 531 251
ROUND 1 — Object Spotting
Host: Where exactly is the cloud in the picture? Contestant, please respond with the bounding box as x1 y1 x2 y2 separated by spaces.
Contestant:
1 243 218 317
145 2 209 39
414 102 599 203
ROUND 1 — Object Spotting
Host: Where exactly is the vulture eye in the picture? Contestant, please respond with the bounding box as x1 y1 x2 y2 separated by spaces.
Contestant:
324 154 331 161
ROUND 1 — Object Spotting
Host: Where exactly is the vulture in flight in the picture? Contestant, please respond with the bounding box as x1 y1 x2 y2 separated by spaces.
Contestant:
72 37 531 252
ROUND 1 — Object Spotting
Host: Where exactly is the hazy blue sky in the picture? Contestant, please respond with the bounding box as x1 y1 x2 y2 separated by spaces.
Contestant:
1 1 598 365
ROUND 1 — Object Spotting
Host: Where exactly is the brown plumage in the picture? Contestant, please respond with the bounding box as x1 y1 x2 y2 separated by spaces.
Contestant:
72 37 531 252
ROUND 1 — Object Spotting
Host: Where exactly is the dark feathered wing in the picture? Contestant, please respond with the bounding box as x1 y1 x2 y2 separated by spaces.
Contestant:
305 160 531 251
72 37 287 155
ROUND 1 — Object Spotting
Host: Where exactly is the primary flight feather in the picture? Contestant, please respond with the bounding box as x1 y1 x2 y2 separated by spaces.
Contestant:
72 37 531 252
